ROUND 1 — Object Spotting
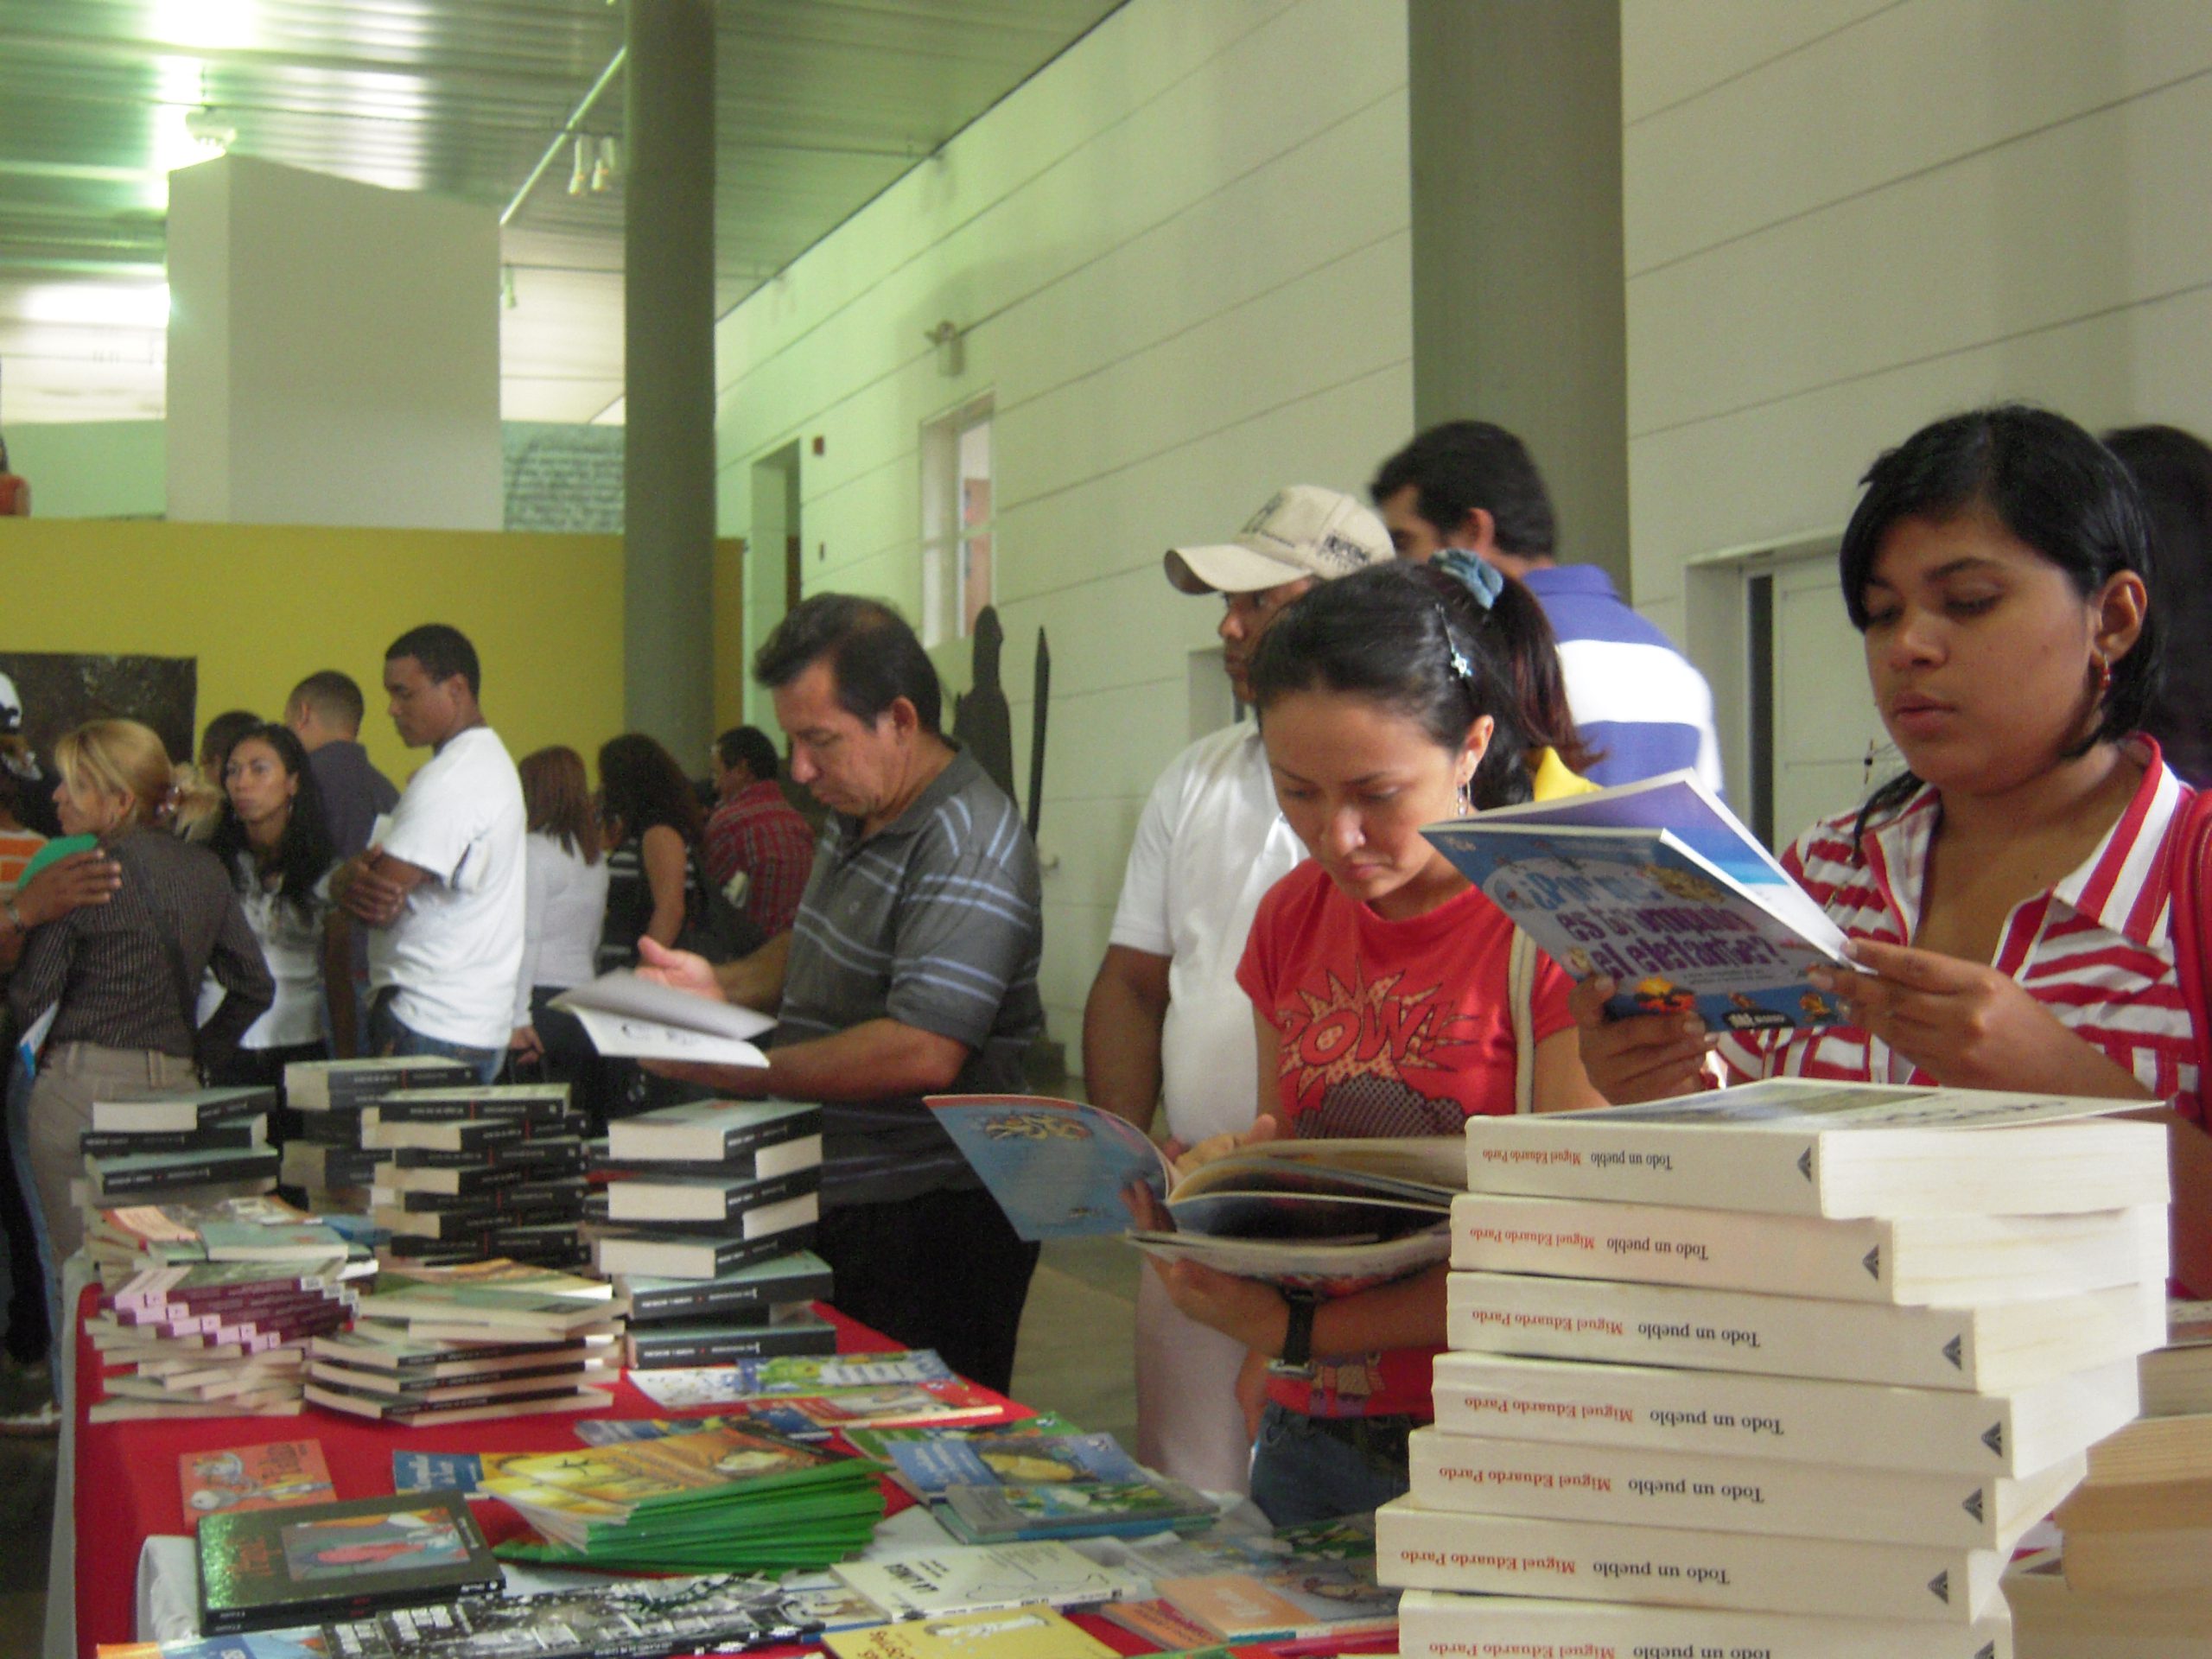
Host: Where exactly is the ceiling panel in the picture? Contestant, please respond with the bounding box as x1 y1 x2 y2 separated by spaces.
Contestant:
0 0 1122 426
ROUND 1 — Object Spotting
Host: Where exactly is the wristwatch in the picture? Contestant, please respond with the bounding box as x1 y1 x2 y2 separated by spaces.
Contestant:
1275 1287 1321 1374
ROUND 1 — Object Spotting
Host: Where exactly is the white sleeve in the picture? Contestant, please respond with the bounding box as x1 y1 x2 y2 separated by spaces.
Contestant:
515 837 551 1026
1107 758 1185 958
379 753 476 889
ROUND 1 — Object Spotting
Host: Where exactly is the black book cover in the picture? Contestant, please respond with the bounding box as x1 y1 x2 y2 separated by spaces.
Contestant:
89 1148 282 1192
367 1092 574 1124
603 1166 820 1224
80 1122 265 1156
626 1316 841 1368
622 1255 835 1322
299 1108 369 1146
390 1137 587 1172
595 1224 820 1278
198 1489 500 1635
377 1163 531 1198
606 1100 824 1162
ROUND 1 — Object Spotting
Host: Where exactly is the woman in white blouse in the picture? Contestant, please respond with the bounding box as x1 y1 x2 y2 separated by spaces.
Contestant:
510 747 613 1125
207 722 346 1090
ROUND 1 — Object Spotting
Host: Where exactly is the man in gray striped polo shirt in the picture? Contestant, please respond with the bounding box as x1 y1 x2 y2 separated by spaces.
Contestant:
639 594 1045 1393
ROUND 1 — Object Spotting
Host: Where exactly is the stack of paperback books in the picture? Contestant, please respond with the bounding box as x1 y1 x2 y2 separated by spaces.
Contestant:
1376 1078 2169 1657
480 1418 885 1572
359 1083 591 1268
84 1205 366 1421
78 1084 281 1215
302 1261 620 1425
588 1098 831 1363
282 1057 474 1209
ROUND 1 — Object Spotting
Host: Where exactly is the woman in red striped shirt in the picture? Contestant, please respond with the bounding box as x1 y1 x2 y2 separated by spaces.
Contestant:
1576 405 2199 1122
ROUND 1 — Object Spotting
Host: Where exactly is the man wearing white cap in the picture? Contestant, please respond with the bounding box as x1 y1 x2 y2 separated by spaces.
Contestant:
1083 485 1393 1493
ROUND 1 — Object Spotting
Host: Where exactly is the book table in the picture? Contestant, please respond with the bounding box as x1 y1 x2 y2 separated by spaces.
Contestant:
61 1277 1039 1659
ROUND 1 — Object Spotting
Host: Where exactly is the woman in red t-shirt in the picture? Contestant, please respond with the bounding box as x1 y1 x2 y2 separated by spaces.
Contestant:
1140 562 1602 1527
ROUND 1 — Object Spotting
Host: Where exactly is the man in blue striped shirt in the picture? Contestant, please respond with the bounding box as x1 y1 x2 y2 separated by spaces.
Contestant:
1372 421 1723 795
635 594 1045 1393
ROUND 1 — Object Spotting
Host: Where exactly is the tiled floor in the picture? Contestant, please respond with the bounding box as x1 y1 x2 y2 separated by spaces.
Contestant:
0 1429 54 1652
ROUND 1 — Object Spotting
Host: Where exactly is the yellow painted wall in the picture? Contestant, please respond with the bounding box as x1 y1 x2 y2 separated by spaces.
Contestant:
0 518 627 784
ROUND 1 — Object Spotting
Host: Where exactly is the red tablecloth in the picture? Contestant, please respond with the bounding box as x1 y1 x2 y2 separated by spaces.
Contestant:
71 1289 1007 1657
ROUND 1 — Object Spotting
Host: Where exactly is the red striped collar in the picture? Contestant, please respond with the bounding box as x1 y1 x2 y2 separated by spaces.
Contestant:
1858 736 2189 952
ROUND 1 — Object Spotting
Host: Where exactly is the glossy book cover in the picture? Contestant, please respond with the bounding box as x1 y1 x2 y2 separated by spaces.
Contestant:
198 1491 499 1635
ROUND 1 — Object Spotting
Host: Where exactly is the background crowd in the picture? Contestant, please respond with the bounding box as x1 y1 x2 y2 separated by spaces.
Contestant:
0 407 2206 1528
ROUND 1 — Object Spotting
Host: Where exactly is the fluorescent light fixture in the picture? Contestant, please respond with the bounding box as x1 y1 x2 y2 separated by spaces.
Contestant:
21 282 173 330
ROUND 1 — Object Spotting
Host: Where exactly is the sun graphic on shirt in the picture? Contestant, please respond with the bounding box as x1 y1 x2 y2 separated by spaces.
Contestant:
1275 957 1471 1098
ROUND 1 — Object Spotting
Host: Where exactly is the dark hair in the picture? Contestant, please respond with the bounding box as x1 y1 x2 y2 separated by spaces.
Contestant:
208 723 336 922
199 709 260 774
287 670 365 734
2104 423 2212 787
1840 404 2163 833
1249 563 1533 809
1369 420 1557 558
598 733 704 844
753 594 941 734
715 725 781 780
385 624 480 699
518 745 601 864
1485 570 1600 778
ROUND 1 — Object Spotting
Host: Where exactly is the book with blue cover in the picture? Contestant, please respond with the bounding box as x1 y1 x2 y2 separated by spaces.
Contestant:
1422 769 1851 1034
887 1430 1147 1498
925 1098 1169 1241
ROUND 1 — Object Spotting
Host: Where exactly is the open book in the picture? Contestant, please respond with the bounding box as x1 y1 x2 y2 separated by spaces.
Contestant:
929 1095 1460 1289
550 970 772 1067
1421 768 1849 1034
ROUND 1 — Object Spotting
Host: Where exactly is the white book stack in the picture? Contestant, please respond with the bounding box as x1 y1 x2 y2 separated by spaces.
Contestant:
583 1099 832 1368
281 1057 475 1212
74 1085 282 1221
1378 1078 2172 1659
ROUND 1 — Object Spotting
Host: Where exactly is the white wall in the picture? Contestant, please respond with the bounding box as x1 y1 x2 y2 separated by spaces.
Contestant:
711 0 1415 1053
1623 0 2212 832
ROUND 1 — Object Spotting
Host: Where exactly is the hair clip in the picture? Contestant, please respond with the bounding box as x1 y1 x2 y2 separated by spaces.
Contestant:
1434 547 1506 613
1446 641 1475 682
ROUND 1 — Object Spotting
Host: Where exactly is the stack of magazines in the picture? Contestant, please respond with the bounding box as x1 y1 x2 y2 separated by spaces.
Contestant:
480 1419 885 1573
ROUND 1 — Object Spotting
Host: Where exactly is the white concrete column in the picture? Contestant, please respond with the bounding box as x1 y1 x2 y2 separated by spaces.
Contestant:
165 155 500 530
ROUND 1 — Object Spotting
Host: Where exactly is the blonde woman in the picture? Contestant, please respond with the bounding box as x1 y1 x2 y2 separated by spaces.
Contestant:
6 720 271 1313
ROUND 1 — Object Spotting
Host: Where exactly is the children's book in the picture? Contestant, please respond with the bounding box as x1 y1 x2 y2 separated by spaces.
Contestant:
938 1476 1217 1544
824 1605 1116 1659
197 1490 500 1635
833 1540 1148 1618
927 1097 1171 1239
390 1452 532 1495
623 1348 953 1403
842 1411 1078 1464
1422 768 1851 1032
629 1374 1015 1434
550 970 773 1066
179 1440 334 1534
887 1431 1146 1498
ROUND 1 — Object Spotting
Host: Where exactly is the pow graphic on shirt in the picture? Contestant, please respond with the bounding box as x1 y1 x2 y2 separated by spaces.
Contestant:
1270 955 1475 1137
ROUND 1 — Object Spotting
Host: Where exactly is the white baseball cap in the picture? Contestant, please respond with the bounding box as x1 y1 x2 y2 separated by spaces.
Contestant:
1164 485 1395 595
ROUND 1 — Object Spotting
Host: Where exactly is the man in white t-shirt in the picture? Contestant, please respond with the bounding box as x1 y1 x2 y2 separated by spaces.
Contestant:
1082 485 1393 1492
334 624 525 1084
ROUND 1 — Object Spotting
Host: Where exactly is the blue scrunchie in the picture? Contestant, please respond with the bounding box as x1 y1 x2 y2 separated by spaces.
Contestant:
1433 547 1506 612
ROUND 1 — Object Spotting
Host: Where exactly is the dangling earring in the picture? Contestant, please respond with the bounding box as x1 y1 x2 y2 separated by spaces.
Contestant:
1454 776 1472 817
2092 653 2113 703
